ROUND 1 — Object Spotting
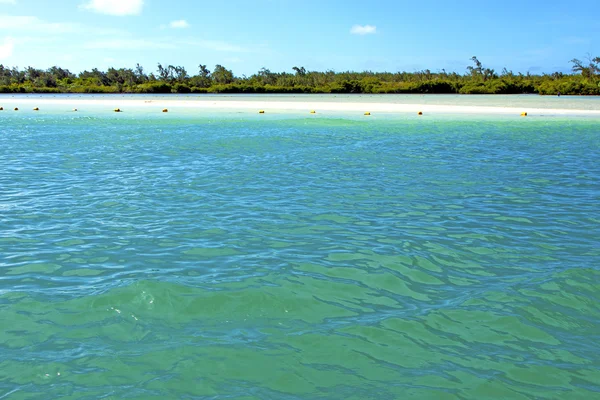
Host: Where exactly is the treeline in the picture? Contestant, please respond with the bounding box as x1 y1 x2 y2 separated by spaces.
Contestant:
1 56 600 95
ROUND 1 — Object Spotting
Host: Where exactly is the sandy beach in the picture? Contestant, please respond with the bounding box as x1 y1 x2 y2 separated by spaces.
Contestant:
2 96 600 117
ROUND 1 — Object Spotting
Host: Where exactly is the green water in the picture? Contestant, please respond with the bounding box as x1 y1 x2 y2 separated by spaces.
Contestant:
1 110 599 399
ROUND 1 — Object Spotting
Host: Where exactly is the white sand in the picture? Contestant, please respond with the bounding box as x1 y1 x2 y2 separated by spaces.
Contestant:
4 97 600 116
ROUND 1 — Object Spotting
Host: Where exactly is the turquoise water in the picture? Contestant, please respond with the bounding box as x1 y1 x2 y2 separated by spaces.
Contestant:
1 110 600 399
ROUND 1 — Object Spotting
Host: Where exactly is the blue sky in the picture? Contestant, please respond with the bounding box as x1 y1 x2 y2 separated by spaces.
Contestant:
0 0 598 76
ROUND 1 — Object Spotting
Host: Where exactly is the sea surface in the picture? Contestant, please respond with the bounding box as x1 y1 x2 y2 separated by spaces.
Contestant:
1 99 600 399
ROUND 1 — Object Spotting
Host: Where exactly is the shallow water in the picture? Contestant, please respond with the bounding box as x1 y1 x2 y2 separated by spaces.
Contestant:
3 93 600 111
1 111 599 399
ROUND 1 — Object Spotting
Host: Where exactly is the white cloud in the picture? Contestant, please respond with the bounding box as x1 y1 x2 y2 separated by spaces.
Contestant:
0 37 14 60
81 0 144 16
350 24 377 35
169 20 189 29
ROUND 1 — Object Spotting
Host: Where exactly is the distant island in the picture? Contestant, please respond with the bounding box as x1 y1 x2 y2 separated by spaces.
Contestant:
1 56 599 95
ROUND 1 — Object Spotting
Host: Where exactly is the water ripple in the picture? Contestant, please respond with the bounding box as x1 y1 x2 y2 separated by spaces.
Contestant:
1 114 599 398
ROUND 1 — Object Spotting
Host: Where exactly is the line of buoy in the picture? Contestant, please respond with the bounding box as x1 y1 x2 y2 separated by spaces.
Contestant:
0 108 534 117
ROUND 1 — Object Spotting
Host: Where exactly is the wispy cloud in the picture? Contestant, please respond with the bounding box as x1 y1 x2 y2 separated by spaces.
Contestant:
0 37 14 60
82 34 261 53
180 39 251 53
523 47 553 58
0 15 79 33
84 39 175 50
561 36 590 45
350 24 377 35
58 54 75 62
169 20 189 29
0 15 126 36
80 0 144 16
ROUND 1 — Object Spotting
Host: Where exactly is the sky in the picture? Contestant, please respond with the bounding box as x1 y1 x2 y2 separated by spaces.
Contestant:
0 0 598 77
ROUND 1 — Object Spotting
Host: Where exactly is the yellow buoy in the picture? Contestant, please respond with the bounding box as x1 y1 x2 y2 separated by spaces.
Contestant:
521 112 527 117
418 111 423 115
14 107 18 111
114 108 121 113
310 110 316 114
33 107 39 111
162 109 168 113
364 112 371 116
259 110 265 114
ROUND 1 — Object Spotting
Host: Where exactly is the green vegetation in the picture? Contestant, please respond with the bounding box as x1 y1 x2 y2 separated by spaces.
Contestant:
1 56 599 95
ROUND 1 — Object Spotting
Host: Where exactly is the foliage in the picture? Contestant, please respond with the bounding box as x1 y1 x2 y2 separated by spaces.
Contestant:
211 65 234 85
0 57 599 95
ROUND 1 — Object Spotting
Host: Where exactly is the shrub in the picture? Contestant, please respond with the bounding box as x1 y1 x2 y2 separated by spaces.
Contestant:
133 82 172 93
172 83 191 93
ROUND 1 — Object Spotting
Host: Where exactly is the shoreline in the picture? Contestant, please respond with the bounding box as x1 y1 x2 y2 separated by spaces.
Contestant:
2 97 600 117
